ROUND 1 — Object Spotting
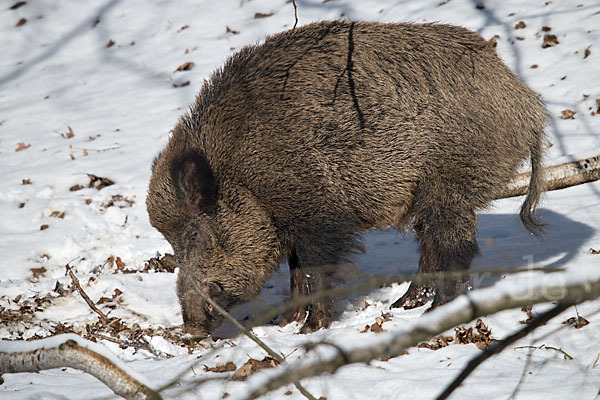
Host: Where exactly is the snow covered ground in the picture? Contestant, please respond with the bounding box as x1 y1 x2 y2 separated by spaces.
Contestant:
1 0 599 399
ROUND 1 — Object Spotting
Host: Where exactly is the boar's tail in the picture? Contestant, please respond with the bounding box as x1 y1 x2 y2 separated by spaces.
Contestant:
520 130 546 235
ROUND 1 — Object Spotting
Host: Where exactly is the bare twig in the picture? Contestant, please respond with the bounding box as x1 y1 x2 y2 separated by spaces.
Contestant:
0 335 161 400
163 256 317 400
543 345 574 360
240 278 600 400
291 0 298 29
66 264 108 323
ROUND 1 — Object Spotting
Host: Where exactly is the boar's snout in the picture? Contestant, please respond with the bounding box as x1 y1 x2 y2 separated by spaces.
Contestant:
180 280 232 337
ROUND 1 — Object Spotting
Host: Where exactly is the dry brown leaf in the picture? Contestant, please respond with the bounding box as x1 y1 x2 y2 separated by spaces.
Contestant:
519 304 534 324
15 17 26 27
40 224 49 231
562 316 589 329
584 46 591 59
106 39 115 48
226 26 240 35
9 2 27 10
515 21 526 29
101 194 134 209
596 99 600 113
560 109 576 119
530 64 538 69
204 361 236 373
31 267 46 279
254 12 274 19
96 296 112 305
488 34 499 48
359 324 370 333
542 34 559 48
87 174 115 190
591 248 600 254
175 62 195 72
370 322 383 333
70 184 84 191
173 81 190 88
232 357 279 380
115 257 126 272
15 142 31 152
50 211 65 219
420 319 492 350
62 126 74 139
143 253 176 273
418 335 453 350
22 178 31 185
542 26 552 32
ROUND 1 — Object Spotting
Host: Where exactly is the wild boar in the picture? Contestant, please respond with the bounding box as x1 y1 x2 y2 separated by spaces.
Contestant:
146 21 547 336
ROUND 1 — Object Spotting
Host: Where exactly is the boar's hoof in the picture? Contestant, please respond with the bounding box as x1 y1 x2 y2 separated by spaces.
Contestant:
427 278 472 311
391 283 434 310
279 307 308 327
299 297 333 334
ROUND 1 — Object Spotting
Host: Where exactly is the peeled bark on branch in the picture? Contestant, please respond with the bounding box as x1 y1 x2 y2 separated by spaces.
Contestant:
500 155 600 198
0 335 161 400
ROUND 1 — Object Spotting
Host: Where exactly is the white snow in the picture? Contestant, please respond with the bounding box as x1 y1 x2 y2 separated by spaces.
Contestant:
1 0 599 399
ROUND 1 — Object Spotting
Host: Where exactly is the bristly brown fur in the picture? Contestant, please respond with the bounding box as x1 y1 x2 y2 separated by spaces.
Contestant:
146 21 547 336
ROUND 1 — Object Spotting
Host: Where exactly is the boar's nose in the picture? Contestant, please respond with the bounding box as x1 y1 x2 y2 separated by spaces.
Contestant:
183 323 211 339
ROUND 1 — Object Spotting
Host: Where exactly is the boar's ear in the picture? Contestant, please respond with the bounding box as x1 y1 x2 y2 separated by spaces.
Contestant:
171 151 217 212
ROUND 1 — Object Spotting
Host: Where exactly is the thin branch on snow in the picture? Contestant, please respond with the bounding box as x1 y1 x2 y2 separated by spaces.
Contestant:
500 154 600 198
240 278 600 400
0 336 161 400
66 264 108 323
162 256 318 400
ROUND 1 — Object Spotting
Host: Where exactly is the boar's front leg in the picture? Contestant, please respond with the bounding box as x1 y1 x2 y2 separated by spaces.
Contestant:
391 240 437 309
280 249 333 333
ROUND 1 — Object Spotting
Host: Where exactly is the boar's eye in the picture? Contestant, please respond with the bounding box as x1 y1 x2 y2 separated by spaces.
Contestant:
189 231 199 244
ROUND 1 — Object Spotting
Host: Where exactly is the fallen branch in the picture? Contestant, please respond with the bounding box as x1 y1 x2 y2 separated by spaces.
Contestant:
241 278 600 400
0 334 161 400
162 256 317 400
66 264 108 323
500 155 600 198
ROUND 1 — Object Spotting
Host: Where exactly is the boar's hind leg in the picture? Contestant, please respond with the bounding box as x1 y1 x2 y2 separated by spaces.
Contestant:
280 249 333 333
392 189 479 310
279 250 309 326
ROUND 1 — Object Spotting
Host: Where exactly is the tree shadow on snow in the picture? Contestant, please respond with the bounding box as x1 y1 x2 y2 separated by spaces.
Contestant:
213 208 594 338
